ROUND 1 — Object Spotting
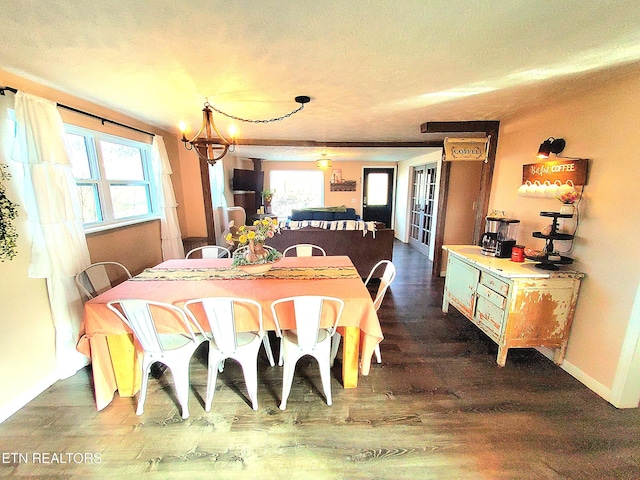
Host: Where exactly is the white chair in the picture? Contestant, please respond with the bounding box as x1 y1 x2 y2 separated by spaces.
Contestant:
227 206 247 227
106 299 207 419
186 245 232 259
75 261 132 301
282 244 327 257
330 260 396 366
183 297 264 411
234 244 276 255
271 295 344 410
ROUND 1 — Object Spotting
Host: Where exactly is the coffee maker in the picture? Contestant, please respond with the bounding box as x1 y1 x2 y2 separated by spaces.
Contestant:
495 218 520 258
481 214 520 257
481 215 502 256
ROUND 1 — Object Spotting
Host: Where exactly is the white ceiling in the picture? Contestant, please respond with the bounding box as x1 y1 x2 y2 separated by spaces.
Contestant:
2 1 640 162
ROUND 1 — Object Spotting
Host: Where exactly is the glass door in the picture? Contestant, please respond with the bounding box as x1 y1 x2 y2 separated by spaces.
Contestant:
409 164 437 256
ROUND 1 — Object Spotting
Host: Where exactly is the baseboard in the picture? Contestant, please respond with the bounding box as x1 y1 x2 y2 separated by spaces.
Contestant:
537 347 614 406
0 372 59 424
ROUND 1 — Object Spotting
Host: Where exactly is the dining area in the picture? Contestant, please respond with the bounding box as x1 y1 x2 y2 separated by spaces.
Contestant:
75 252 384 417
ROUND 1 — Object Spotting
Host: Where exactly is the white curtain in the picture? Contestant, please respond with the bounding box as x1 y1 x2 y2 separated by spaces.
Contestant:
12 91 91 378
210 160 229 246
152 136 184 259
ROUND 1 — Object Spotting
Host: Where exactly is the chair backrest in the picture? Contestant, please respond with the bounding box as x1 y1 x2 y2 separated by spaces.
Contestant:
271 296 344 351
283 244 327 257
183 297 263 355
235 244 276 255
364 260 397 311
75 262 132 300
186 246 231 259
227 206 247 227
106 299 203 354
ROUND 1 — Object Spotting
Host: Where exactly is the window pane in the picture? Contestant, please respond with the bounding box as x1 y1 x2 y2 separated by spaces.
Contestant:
65 133 92 179
101 141 144 180
110 185 150 218
77 184 100 223
269 170 324 218
367 173 388 206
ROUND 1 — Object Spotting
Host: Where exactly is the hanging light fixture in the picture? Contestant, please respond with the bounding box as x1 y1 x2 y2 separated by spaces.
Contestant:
181 95 311 166
316 153 332 169
537 137 566 159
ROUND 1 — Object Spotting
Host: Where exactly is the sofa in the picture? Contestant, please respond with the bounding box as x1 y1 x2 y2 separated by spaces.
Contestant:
267 220 394 278
289 206 359 222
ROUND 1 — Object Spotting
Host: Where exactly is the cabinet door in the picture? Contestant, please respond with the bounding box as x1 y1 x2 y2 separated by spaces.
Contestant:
444 256 480 319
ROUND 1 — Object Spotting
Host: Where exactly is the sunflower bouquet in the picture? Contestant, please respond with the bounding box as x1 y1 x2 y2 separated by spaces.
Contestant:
225 218 282 266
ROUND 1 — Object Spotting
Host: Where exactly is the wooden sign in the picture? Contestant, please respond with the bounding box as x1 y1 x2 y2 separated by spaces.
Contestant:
522 158 588 186
443 137 489 161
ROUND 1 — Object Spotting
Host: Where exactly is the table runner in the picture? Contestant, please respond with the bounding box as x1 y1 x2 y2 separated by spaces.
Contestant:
130 265 361 281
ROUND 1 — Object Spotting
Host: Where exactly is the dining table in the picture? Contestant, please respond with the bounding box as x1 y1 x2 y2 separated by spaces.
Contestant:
76 255 383 410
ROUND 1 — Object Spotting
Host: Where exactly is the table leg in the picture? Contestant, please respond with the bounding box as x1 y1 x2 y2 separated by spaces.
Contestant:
342 326 360 388
106 334 140 397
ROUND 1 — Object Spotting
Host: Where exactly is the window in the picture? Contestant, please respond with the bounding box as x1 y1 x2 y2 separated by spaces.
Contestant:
269 170 324 218
65 126 156 229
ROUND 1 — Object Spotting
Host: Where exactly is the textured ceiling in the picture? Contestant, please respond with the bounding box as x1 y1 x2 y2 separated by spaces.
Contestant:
2 1 640 162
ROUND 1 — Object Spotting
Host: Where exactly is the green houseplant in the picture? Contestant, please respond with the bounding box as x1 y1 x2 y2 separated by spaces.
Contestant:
0 164 19 261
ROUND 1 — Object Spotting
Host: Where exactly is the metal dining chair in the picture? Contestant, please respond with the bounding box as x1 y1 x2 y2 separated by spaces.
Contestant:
106 299 208 419
282 244 326 257
75 261 132 301
183 297 264 411
330 260 396 366
186 245 232 259
271 295 344 410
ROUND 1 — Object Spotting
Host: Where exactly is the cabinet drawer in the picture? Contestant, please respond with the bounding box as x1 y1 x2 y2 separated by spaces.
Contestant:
475 296 504 338
476 283 506 309
480 272 510 296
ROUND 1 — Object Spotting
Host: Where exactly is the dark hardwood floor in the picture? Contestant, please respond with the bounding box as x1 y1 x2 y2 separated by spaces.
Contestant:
1 241 639 479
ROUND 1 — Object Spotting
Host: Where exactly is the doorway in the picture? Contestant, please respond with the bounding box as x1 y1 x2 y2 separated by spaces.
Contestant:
362 167 395 228
409 164 438 257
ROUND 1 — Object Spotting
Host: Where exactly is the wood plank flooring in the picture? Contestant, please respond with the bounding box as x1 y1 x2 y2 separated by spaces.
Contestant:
1 241 639 479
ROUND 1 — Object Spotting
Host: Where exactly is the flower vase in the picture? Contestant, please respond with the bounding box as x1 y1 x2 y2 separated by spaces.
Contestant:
559 204 575 216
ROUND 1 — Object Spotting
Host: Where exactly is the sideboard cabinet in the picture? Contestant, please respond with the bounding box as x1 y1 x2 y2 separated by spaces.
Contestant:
442 245 584 366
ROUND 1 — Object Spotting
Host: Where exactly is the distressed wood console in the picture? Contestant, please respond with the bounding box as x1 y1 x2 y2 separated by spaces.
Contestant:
442 245 584 366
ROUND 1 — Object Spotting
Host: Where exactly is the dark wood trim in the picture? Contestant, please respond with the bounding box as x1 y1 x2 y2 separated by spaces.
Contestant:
421 121 500 276
236 139 443 148
198 158 216 244
433 152 450 276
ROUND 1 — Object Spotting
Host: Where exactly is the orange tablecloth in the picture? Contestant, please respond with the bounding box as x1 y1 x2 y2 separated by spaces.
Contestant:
77 256 382 410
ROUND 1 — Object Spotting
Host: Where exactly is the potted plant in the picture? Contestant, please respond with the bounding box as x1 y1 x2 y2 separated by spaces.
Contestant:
261 189 274 213
0 164 18 261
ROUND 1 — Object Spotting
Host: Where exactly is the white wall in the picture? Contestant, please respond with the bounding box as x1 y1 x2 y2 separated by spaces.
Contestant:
490 64 640 407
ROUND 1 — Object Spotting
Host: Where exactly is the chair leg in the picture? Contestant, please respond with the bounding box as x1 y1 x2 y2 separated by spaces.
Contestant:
262 334 275 367
170 362 191 419
279 345 300 410
136 360 151 416
240 358 259 411
206 354 223 412
330 332 342 367
318 349 333 407
374 343 382 363
278 339 283 367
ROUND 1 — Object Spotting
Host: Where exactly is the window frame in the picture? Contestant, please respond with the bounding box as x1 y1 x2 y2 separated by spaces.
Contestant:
268 169 325 218
65 125 158 232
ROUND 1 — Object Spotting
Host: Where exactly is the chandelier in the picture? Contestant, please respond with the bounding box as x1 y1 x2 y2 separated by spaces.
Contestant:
181 95 311 165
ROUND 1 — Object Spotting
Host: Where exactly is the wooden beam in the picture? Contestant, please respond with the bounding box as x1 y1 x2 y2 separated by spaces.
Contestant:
235 139 442 148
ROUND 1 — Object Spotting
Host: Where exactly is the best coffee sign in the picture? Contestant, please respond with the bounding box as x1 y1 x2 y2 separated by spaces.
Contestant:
522 158 588 186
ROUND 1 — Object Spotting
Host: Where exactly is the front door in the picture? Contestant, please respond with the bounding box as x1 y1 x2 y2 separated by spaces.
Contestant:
362 167 395 228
